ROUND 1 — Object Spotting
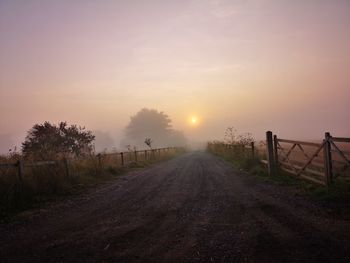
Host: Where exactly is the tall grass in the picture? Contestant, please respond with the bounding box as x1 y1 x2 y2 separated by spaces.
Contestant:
207 142 261 171
207 141 350 203
0 147 184 220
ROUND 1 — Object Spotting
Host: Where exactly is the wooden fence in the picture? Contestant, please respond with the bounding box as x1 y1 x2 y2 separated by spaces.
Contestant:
0 147 182 182
207 142 255 159
225 142 255 158
263 131 350 185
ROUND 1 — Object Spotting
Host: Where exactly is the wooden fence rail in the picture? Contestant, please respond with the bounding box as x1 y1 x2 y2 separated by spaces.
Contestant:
207 141 256 159
0 163 17 168
263 131 350 185
0 147 183 182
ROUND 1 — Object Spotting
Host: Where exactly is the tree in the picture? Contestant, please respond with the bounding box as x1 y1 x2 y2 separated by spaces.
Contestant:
22 121 95 160
224 127 237 145
168 130 187 147
236 132 254 145
144 138 153 149
124 108 186 148
224 126 254 145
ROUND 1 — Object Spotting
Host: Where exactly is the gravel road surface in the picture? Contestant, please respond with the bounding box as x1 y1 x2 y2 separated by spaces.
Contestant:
1 152 350 262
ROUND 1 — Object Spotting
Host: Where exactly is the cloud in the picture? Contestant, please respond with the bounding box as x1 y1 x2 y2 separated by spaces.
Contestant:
208 0 239 18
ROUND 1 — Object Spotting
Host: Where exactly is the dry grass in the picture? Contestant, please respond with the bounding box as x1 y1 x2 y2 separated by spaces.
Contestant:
0 148 184 220
208 141 350 203
207 142 260 171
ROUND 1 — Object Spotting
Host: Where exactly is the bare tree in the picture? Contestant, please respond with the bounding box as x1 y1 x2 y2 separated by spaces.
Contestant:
144 138 153 149
224 127 237 145
224 127 254 145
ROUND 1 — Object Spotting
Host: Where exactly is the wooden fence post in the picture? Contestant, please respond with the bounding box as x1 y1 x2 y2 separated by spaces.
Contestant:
144 150 147 161
97 154 102 170
273 135 278 167
324 132 333 185
63 158 70 177
251 142 255 159
134 151 138 162
17 159 24 182
266 131 276 176
121 152 124 167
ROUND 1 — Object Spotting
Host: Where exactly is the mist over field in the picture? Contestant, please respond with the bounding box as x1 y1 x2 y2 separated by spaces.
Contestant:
1 0 350 154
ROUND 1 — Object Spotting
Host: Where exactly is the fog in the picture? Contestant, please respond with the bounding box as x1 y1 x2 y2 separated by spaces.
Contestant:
93 130 115 153
1 0 350 154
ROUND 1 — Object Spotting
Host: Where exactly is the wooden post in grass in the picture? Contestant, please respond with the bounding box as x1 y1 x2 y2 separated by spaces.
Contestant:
121 152 124 167
63 158 70 177
97 154 102 170
17 159 24 182
273 135 279 167
266 131 276 176
251 142 255 159
324 132 333 185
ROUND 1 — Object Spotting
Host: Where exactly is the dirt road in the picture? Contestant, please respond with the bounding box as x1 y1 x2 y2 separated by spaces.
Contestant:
1 152 350 262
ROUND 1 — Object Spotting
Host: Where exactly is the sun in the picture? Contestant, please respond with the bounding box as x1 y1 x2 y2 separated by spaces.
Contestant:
188 115 199 127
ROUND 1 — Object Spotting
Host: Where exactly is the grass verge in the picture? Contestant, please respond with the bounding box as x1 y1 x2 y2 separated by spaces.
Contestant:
208 148 350 204
0 151 184 222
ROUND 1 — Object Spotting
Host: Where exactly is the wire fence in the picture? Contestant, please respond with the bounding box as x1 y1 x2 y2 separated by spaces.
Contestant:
0 147 184 214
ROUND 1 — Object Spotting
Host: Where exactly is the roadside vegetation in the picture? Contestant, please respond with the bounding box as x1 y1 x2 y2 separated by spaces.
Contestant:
0 121 185 221
207 127 350 204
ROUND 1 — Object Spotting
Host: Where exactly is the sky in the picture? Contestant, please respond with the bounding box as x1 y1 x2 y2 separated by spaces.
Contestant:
1 0 350 153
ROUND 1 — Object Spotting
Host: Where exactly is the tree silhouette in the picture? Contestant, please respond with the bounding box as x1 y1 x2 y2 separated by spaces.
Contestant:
224 127 237 145
144 138 153 149
22 121 95 160
124 108 186 148
224 126 254 145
